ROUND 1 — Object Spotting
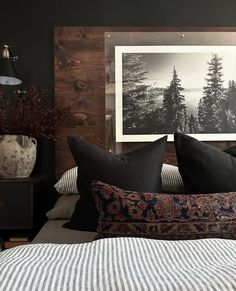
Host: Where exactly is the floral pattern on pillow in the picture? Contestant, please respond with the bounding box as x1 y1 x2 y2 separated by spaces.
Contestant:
92 181 236 240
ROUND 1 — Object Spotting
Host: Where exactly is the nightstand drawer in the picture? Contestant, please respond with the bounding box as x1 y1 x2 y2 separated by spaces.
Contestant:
0 182 33 229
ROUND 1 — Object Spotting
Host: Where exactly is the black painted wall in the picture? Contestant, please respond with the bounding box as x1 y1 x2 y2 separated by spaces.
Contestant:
0 0 236 176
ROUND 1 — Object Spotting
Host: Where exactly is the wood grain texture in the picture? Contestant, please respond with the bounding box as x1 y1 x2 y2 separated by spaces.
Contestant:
55 27 106 176
55 27 236 177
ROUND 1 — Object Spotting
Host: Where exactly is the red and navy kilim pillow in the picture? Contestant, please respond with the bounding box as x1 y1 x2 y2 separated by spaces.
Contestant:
92 181 236 240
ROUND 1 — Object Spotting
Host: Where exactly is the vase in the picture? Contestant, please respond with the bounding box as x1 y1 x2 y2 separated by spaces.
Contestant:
0 135 37 178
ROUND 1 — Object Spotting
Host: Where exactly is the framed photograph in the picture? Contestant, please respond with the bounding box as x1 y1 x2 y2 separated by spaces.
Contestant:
115 45 236 142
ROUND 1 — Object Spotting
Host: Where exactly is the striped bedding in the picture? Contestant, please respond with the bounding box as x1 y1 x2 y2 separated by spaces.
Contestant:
0 237 236 291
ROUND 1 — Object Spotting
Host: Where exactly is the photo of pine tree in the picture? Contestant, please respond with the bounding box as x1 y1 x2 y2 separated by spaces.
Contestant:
120 48 236 138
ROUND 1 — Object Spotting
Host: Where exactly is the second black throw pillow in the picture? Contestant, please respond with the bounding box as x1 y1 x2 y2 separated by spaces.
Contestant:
64 135 167 231
174 132 236 194
224 145 236 157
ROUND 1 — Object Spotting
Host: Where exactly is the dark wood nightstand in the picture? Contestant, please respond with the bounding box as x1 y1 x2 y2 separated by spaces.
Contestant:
0 175 48 249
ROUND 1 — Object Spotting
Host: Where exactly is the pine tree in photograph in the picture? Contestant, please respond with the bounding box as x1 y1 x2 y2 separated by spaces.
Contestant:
227 80 236 116
122 53 151 133
197 98 205 132
198 54 225 132
224 80 236 131
161 67 186 133
188 113 199 133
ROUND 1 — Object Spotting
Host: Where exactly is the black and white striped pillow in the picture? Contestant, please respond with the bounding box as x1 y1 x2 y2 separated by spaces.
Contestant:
54 164 184 195
54 167 79 194
161 164 185 193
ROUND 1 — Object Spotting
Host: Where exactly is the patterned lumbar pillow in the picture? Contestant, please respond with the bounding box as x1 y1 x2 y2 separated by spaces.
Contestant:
54 167 78 194
92 181 236 240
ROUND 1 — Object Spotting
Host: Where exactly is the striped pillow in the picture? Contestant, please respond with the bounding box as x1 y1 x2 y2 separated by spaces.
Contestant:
54 167 78 194
54 164 185 195
161 164 185 193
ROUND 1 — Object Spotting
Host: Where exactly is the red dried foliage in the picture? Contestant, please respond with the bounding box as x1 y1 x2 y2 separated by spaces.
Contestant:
0 87 70 140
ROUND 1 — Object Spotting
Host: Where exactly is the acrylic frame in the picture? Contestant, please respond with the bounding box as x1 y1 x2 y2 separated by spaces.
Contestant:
115 45 236 142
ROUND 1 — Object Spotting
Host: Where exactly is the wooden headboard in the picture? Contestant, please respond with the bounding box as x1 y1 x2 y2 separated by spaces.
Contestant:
55 26 236 177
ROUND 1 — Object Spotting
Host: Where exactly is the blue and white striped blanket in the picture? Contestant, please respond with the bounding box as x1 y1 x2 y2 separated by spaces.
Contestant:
0 237 236 291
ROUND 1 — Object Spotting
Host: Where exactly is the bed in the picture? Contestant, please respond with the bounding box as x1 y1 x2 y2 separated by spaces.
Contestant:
32 220 97 244
1 237 236 290
1 134 236 290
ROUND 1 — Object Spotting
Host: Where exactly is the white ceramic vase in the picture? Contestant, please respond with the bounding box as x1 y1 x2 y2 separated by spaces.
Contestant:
0 135 37 178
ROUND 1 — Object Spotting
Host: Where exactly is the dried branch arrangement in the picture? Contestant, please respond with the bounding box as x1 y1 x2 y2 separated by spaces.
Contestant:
0 86 70 139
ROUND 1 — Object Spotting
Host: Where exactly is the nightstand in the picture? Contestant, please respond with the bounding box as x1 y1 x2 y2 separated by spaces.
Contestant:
0 175 48 249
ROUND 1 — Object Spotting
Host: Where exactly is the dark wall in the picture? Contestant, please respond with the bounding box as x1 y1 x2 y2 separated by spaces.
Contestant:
1 0 236 91
0 0 236 176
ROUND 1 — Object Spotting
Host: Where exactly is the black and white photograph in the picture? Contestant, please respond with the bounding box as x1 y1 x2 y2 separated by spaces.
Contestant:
115 45 236 141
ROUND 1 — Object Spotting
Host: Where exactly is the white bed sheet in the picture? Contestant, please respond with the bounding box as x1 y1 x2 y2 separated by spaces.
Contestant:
32 220 97 244
1 237 236 291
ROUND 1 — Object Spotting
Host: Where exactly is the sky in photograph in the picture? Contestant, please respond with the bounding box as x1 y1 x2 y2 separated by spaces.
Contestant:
140 52 236 89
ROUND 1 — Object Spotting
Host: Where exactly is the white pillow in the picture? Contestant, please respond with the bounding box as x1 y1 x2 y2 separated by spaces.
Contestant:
161 164 185 193
46 195 80 220
54 167 78 194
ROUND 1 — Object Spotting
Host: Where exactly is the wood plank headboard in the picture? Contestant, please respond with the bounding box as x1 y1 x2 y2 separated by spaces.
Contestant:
55 26 236 177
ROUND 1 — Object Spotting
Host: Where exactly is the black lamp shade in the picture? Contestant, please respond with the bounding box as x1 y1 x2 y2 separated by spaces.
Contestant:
0 58 22 85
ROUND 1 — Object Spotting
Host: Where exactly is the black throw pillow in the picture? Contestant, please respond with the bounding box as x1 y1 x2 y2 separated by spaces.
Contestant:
224 145 236 158
174 132 236 194
64 135 167 231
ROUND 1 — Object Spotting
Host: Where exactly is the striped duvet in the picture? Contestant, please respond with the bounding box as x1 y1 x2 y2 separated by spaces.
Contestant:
0 237 236 291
